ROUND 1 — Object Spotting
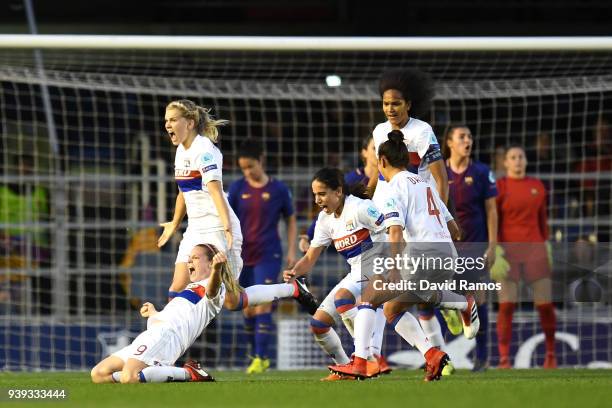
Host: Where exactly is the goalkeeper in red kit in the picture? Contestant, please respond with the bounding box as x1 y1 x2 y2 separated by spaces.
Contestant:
494 145 556 369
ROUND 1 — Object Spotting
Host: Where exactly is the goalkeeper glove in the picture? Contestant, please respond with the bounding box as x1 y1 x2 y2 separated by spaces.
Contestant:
490 245 510 282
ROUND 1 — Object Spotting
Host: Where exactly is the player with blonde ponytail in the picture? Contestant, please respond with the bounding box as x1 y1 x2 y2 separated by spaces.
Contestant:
159 99 318 315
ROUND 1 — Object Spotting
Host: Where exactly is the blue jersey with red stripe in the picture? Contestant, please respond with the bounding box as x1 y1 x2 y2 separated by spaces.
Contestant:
447 160 498 243
228 177 294 265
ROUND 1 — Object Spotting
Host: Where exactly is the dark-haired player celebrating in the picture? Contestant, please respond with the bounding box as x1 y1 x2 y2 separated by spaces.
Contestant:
368 69 459 374
228 138 297 374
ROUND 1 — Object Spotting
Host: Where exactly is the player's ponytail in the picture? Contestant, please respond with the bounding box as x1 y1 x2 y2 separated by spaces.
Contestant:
197 106 229 144
378 130 409 169
219 262 243 295
312 167 368 199
166 99 229 144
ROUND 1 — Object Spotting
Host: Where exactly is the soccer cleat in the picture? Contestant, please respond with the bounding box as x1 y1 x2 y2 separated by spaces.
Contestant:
292 277 319 315
440 309 463 336
328 355 369 380
366 358 380 378
246 357 270 374
374 354 392 375
423 348 449 382
460 295 480 340
320 372 355 381
472 359 489 372
498 356 512 369
441 361 456 376
543 353 557 369
183 360 215 382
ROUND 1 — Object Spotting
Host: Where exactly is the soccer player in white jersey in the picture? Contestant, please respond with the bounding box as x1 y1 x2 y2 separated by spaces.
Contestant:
90 244 232 383
158 99 317 313
367 70 462 373
330 131 480 381
283 168 402 380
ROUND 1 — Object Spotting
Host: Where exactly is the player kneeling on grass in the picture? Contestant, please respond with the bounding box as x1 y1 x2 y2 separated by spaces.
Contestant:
91 244 232 384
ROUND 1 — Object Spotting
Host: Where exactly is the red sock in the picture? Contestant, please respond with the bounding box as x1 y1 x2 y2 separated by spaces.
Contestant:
536 303 556 355
497 302 516 360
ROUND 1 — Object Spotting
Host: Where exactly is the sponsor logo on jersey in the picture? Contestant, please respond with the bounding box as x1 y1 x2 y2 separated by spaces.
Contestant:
201 164 218 173
465 176 474 185
241 193 251 199
175 169 201 179
333 228 370 254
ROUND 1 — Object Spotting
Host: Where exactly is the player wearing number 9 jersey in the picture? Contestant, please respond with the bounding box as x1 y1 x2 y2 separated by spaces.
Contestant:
91 244 231 384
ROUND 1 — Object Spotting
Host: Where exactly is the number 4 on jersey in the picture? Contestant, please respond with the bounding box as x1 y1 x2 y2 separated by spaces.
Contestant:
426 187 442 227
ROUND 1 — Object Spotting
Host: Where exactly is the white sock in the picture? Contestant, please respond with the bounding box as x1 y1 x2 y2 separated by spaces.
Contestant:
139 366 190 383
353 306 376 359
314 329 350 364
419 314 445 348
394 312 432 355
438 290 468 311
340 307 357 337
245 284 294 306
370 307 386 357
111 372 121 383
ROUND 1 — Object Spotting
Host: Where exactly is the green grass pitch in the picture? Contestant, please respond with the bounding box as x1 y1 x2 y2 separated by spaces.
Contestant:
0 369 610 408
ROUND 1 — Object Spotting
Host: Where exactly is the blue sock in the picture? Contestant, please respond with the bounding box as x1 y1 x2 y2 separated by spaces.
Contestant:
255 313 273 359
244 317 256 356
475 304 489 362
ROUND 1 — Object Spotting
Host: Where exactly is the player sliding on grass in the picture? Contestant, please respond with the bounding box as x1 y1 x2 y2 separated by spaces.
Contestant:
91 244 231 384
283 167 400 381
158 99 317 315
328 131 480 381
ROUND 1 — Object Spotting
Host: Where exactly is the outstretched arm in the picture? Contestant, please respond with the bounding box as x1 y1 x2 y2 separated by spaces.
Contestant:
283 245 324 282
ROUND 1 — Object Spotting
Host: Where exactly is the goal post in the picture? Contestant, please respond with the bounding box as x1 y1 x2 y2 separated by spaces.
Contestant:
0 35 611 371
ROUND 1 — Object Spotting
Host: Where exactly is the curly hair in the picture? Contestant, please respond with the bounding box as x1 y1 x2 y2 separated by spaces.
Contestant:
378 69 434 119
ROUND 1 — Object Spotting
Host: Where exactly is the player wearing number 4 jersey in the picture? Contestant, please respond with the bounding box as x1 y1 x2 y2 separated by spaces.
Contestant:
367 70 460 374
91 244 230 384
329 131 479 382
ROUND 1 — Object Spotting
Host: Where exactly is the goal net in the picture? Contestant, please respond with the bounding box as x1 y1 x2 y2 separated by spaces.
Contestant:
0 38 610 371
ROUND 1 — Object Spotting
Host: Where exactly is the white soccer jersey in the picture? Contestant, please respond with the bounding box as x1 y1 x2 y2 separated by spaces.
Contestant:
310 195 388 269
383 171 454 243
372 117 441 188
148 278 225 357
174 135 240 232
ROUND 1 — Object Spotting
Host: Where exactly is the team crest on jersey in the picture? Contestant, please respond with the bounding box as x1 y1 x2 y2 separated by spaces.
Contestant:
262 192 270 201
241 193 251 199
345 220 355 231
531 188 539 195
184 159 190 168
385 198 396 209
465 176 474 185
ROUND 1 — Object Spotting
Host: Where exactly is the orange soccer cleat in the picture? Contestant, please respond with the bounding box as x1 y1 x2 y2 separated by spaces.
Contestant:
320 372 356 381
328 355 369 380
423 348 449 382
374 354 392 375
183 360 215 382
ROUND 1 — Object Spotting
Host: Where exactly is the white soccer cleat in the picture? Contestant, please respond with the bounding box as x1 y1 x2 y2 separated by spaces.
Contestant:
460 295 480 340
